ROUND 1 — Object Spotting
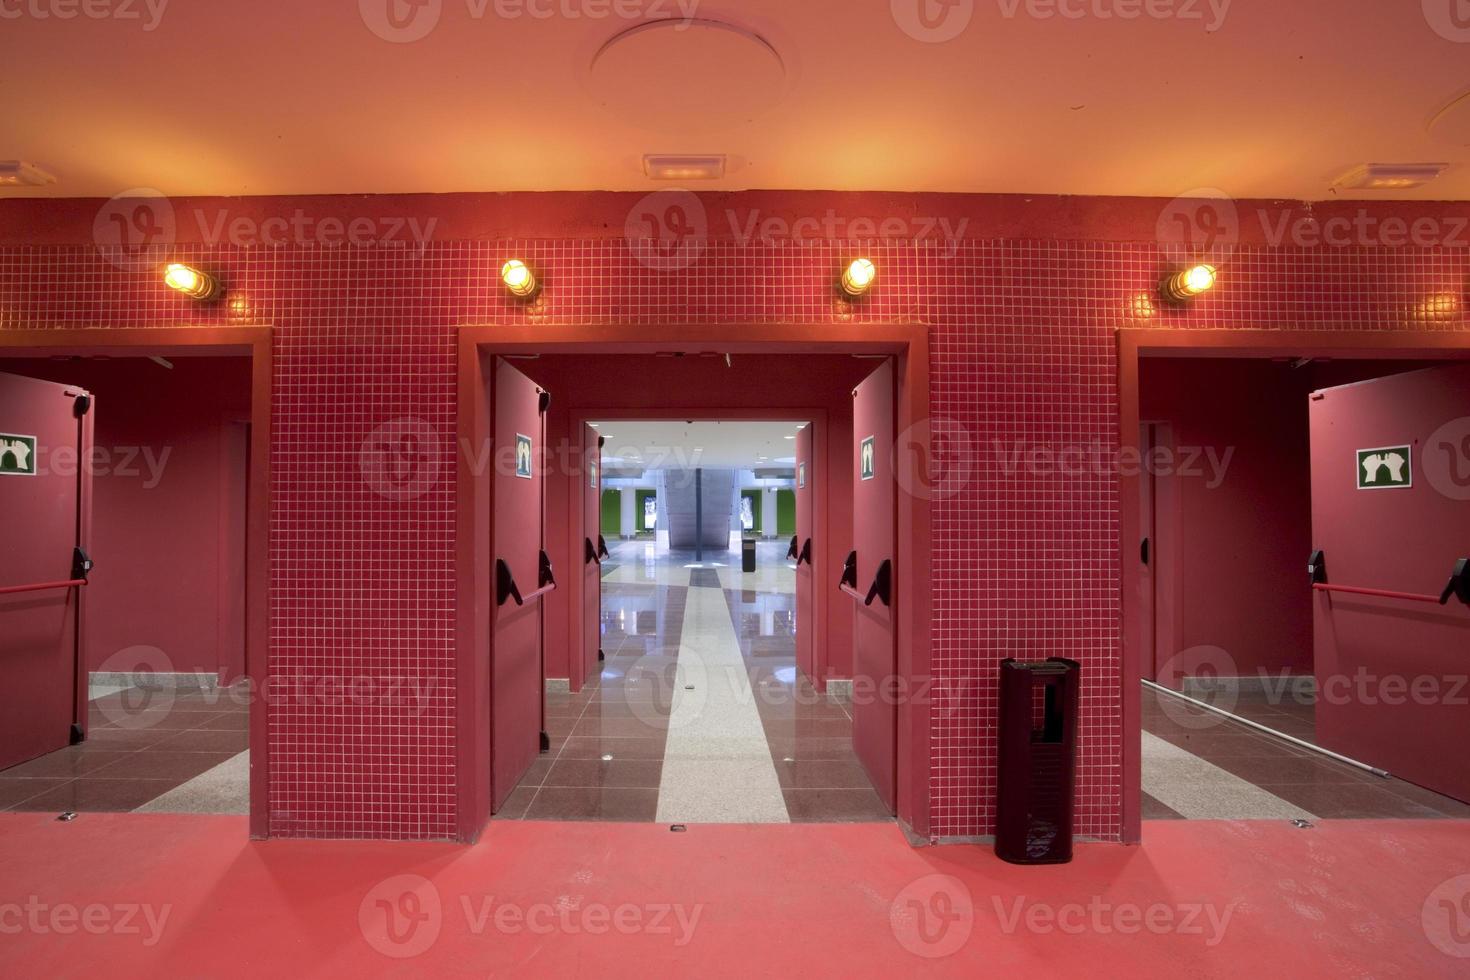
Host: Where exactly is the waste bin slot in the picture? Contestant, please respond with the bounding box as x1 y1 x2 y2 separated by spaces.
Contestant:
995 657 1079 866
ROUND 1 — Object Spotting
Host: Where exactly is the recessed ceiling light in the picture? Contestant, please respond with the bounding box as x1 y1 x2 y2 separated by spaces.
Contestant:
1335 163 1449 191
643 154 726 180
0 161 57 187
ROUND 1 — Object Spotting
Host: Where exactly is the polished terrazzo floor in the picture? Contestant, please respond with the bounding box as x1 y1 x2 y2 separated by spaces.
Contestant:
1141 686 1470 821
497 538 891 823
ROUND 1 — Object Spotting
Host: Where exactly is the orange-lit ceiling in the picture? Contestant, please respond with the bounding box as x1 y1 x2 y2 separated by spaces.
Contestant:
2 0 1469 200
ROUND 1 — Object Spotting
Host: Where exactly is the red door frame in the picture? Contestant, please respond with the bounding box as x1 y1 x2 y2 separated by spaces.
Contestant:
1119 328 1470 844
0 327 272 838
457 323 933 843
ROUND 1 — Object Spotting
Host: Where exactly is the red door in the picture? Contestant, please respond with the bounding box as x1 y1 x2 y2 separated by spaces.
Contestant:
490 358 552 809
848 360 897 813
1310 363 1470 802
0 372 92 771
577 423 605 692
794 424 815 683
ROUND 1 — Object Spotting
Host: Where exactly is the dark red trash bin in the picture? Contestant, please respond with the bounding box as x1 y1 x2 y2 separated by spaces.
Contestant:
995 657 1080 865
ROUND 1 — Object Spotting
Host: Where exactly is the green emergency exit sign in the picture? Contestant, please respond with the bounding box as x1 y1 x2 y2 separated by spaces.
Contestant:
1357 445 1412 490
0 434 37 476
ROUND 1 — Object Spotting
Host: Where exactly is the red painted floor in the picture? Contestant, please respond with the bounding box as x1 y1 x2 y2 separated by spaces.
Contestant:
1 815 1467 978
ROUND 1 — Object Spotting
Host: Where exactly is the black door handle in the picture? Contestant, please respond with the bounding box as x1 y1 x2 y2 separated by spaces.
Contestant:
597 535 610 560
585 538 601 567
1140 537 1150 566
786 535 799 561
1441 558 1469 606
496 559 524 607
864 559 892 608
839 551 859 591
797 538 813 567
539 550 556 589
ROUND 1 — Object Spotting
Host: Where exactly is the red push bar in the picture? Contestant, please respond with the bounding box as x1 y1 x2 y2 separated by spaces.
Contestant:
0 579 87 597
1311 583 1440 605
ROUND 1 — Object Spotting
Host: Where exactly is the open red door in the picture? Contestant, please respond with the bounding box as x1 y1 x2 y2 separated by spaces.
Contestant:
846 360 897 813
578 423 606 692
1310 363 1470 802
490 358 553 809
794 423 815 684
0 372 93 771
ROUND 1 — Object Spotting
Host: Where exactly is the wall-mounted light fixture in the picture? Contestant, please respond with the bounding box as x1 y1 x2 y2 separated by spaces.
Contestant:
164 263 221 301
840 258 877 297
1160 264 1216 303
501 259 539 298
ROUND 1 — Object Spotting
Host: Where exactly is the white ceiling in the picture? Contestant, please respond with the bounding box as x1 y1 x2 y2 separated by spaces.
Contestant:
592 420 804 469
3 1 1470 200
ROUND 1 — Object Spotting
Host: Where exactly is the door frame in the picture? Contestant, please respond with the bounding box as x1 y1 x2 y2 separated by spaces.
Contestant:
456 323 932 843
1119 327 1470 844
0 326 273 838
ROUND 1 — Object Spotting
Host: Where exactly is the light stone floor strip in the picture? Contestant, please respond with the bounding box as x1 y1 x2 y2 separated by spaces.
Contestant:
1141 732 1317 821
133 751 250 815
656 570 789 824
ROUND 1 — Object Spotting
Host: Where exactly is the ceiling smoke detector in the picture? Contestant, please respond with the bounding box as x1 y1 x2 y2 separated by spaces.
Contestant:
1335 163 1449 191
643 154 726 181
0 161 57 187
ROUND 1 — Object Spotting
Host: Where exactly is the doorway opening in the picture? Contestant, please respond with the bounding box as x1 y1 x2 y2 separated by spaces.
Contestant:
0 329 270 835
1121 331 1470 839
455 326 933 842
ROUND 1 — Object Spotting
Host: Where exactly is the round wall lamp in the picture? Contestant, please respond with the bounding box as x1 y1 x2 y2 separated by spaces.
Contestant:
164 263 221 301
501 259 539 298
1160 264 1217 303
840 258 877 297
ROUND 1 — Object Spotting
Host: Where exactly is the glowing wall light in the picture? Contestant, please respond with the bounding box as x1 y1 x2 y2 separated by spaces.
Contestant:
163 263 221 301
1161 264 1217 303
840 258 877 297
501 259 539 298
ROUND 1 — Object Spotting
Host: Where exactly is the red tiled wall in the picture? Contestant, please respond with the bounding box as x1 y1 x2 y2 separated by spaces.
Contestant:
2 193 1467 841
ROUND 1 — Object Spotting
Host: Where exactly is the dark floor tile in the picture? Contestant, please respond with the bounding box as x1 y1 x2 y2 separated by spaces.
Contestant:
1263 781 1444 819
492 785 538 820
11 778 183 813
773 759 874 790
1140 792 1186 820
1208 755 1376 787
2 748 133 779
571 716 670 738
781 788 892 823
1378 779 1470 818
153 728 250 754
75 726 175 751
766 737 863 761
555 737 668 761
545 758 663 789
85 751 236 782
193 713 249 732
522 786 660 821
762 716 852 739
0 777 73 809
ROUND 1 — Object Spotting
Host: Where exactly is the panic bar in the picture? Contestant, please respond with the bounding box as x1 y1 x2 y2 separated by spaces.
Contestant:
0 579 87 597
1308 551 1470 607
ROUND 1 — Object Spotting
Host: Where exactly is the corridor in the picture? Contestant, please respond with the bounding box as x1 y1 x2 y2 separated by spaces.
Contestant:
496 540 889 823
